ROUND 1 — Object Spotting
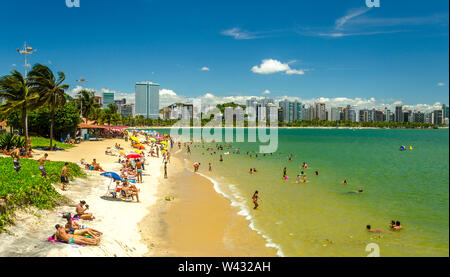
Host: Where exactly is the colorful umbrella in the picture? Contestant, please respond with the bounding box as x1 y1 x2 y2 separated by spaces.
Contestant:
119 150 127 157
135 149 142 154
126 153 143 159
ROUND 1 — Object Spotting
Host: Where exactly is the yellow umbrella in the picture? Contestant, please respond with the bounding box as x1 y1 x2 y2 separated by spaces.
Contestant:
135 149 142 154
130 136 139 143
119 150 127 157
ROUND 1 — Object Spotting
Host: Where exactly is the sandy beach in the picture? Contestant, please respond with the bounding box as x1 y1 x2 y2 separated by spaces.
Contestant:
139 152 277 257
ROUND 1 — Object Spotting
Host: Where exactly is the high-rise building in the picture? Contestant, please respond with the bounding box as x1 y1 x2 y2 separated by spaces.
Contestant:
432 109 443 125
314 103 326 121
330 107 339 121
442 104 449 120
293 101 302 121
385 108 391 122
102 92 115 109
412 111 425 123
395 105 403 122
135 82 160 119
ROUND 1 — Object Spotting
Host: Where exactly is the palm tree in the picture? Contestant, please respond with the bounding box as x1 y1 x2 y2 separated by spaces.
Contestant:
76 89 99 121
28 64 69 150
0 70 40 150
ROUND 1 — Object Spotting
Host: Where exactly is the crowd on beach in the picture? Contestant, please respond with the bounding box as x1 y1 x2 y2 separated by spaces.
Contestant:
2 130 175 248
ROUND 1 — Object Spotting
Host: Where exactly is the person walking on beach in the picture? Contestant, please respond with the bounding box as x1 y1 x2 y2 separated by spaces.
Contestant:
164 161 168 179
135 159 143 183
252 191 260 210
208 163 212 172
38 153 49 177
283 167 287 179
61 162 69 191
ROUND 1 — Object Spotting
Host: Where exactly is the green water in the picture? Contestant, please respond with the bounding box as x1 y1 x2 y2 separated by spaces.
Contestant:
160 128 449 257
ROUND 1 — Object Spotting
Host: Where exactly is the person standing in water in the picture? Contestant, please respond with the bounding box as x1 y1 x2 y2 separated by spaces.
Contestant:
208 163 212 172
252 191 260 210
219 155 223 162
283 167 287 179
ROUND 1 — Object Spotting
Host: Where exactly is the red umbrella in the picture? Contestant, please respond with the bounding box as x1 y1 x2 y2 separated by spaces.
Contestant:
126 153 143 159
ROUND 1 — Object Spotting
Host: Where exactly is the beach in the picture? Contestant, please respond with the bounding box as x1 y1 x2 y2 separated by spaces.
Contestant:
0 139 161 257
0 137 278 257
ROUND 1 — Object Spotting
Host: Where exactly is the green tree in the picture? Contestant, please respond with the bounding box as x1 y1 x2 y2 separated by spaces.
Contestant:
0 70 40 150
28 64 69 150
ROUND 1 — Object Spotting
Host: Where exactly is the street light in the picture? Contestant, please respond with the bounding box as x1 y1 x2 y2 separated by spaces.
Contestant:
16 42 37 76
77 78 88 122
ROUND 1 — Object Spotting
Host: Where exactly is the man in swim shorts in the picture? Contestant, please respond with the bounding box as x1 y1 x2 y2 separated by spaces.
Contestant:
135 159 143 183
38 153 49 177
252 191 260 210
61 162 69 190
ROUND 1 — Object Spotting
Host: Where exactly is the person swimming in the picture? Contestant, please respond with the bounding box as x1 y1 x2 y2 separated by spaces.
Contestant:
366 225 382 233
393 221 403 230
342 179 347 184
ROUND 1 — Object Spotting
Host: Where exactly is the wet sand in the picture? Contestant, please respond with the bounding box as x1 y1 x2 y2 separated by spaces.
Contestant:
139 152 277 257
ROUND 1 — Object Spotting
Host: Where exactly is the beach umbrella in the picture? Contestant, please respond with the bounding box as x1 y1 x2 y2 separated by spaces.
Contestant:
101 172 122 180
130 136 140 143
119 150 127 157
149 137 156 141
126 153 143 159
135 149 142 154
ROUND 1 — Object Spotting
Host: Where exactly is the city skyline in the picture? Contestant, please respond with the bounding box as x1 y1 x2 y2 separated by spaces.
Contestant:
0 0 448 110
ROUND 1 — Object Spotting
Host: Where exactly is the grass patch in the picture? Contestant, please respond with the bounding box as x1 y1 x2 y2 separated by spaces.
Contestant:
0 157 86 233
30 136 75 150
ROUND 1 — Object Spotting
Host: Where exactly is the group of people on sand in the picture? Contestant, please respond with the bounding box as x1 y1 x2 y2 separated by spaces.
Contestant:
52 201 102 245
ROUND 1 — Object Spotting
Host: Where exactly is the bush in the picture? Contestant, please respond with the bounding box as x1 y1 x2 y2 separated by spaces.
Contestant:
0 133 25 151
0 157 86 232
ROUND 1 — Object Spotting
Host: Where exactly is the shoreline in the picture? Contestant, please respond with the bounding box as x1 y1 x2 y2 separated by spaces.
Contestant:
139 151 277 257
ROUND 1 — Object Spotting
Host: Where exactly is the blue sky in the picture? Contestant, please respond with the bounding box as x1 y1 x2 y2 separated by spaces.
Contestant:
0 0 448 109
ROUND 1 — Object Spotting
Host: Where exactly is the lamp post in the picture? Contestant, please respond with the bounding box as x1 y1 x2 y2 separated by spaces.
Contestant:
77 78 87 122
16 42 37 76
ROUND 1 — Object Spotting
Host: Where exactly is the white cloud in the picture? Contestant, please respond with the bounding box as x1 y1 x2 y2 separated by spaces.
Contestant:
221 27 261 40
262 90 271 95
251 59 305 75
437 82 446 87
11 64 16 67
335 8 370 30
201 66 210 71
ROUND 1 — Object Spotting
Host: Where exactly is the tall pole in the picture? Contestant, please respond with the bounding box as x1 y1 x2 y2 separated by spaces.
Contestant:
16 42 37 149
17 42 37 77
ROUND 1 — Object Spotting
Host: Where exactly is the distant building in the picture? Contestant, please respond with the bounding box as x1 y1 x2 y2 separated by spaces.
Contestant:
330 107 339 121
114 98 126 114
121 104 134 118
432 109 443 125
442 104 449 120
314 103 326 121
93 96 102 107
412 111 425 123
135 82 160 119
102 92 115 109
385 109 391 122
395 105 403 122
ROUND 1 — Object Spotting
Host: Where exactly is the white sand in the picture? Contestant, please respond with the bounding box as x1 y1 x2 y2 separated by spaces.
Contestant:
0 139 162 257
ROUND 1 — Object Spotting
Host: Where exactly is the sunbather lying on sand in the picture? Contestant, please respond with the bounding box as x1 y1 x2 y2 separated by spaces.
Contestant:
54 224 100 245
63 213 102 238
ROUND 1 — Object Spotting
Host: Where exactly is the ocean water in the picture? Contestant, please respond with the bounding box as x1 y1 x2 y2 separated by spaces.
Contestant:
158 128 449 257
